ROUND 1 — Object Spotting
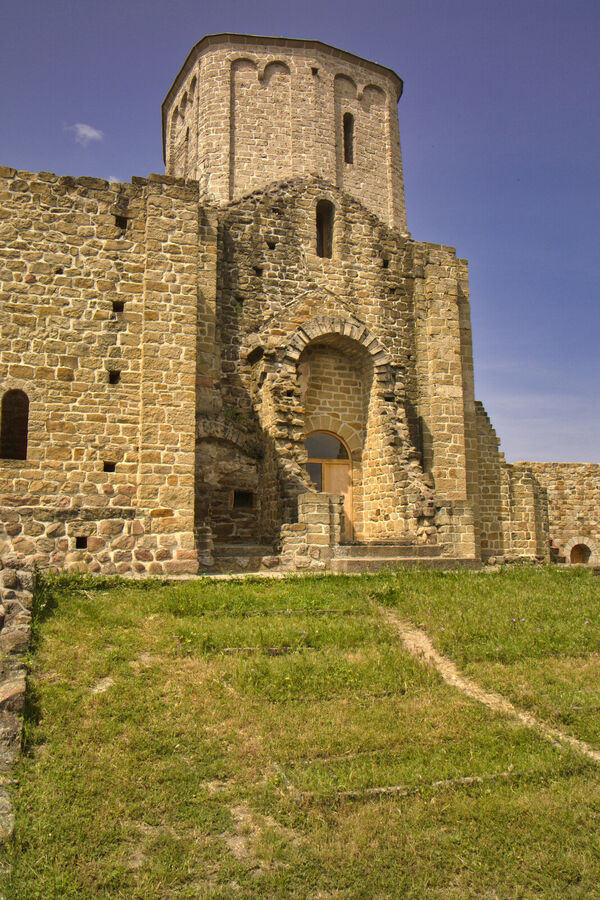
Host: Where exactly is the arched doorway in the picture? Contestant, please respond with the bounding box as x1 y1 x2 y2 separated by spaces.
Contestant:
570 543 591 564
305 431 353 540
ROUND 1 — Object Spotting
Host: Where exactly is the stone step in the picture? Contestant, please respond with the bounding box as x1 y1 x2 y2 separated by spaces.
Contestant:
213 543 276 558
331 557 481 574
335 542 443 559
211 543 279 574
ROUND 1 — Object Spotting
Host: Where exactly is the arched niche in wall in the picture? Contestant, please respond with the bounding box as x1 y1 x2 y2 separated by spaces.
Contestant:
298 330 376 541
334 74 388 221
229 57 292 200
0 389 29 460
195 434 261 542
564 535 598 566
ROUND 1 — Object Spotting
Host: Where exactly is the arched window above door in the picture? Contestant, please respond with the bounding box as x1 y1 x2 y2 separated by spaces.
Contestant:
305 431 353 540
305 431 348 460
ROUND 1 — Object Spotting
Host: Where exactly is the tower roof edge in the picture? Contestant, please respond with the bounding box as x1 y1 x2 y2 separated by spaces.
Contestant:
161 33 404 163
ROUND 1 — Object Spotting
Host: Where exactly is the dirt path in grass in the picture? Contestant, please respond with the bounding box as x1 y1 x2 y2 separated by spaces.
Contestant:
381 607 600 765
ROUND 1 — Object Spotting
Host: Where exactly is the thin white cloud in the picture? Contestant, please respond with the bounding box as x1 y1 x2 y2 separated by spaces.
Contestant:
66 123 104 147
108 176 120 184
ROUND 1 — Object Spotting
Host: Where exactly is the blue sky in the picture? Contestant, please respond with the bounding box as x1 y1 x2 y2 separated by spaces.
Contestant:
2 0 598 462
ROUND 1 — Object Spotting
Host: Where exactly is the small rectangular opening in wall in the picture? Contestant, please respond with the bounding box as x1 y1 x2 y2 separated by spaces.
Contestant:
253 266 263 277
247 346 264 365
233 490 254 509
75 536 88 550
108 370 121 385
103 461 116 473
112 300 125 314
316 200 334 259
382 258 390 268
115 215 128 230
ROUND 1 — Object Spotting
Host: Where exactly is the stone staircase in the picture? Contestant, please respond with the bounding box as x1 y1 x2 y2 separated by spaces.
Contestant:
211 542 279 574
331 541 479 574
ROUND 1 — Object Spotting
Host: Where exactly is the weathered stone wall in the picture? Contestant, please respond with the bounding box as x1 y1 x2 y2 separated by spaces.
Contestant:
0 559 34 841
475 403 508 559
280 492 344 570
0 167 199 575
3 33 595 575
162 35 408 232
195 436 261 544
210 177 475 553
504 466 549 562
516 463 600 564
475 404 550 562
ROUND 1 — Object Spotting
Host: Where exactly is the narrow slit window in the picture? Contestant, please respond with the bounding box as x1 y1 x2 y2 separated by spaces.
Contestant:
0 390 29 460
115 215 127 230
316 200 334 259
343 113 354 164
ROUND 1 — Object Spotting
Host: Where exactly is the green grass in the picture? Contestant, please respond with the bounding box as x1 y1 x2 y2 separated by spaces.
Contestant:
374 566 600 749
3 568 600 898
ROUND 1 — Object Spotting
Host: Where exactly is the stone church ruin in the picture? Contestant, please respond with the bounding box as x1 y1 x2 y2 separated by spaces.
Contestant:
0 33 598 575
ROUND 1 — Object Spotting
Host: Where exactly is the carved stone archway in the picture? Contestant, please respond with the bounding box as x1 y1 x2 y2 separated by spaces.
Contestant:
283 314 394 393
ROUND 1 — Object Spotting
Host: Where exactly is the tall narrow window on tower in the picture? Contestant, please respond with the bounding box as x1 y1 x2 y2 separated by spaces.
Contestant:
0 390 29 460
316 200 334 258
343 112 354 164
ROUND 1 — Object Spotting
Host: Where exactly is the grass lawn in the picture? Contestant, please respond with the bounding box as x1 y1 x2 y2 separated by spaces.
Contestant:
2 568 600 898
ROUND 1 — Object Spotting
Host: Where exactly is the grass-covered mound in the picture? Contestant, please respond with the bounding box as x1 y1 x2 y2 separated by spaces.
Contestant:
3 568 600 898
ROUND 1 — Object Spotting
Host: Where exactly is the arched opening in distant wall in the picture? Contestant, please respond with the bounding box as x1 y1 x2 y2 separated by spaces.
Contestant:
570 543 591 564
0 390 29 460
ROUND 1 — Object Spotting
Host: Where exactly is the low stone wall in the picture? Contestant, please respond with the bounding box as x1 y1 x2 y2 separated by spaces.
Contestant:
0 507 198 577
517 463 600 564
0 558 34 841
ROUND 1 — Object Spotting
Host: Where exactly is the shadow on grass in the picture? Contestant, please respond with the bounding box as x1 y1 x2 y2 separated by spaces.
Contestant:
20 678 42 758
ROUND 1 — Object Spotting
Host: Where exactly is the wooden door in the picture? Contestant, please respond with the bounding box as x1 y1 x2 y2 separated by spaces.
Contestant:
305 432 354 541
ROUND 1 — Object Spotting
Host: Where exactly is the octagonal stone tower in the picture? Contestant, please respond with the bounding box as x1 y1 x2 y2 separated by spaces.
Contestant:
162 33 408 232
